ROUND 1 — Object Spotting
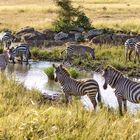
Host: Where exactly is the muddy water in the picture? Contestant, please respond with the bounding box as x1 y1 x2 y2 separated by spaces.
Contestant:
5 61 140 112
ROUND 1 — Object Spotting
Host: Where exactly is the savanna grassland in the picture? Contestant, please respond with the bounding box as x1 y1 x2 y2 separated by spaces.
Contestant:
0 74 140 140
0 0 140 139
0 0 140 32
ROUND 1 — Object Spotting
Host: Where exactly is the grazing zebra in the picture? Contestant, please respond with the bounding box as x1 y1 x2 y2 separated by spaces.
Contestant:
53 64 101 109
0 31 14 44
62 44 95 63
103 66 140 115
124 38 139 62
8 43 31 65
134 42 140 63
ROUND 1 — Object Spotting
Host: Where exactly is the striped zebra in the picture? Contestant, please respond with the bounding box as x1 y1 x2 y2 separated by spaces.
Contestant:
134 42 140 63
53 64 101 109
103 66 140 115
0 31 14 44
62 44 95 63
124 38 139 62
8 43 31 65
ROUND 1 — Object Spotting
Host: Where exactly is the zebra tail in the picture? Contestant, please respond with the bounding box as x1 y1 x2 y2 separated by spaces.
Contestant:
97 85 102 105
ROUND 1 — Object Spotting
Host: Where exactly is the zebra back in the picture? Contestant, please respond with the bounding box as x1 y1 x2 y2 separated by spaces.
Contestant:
67 44 95 58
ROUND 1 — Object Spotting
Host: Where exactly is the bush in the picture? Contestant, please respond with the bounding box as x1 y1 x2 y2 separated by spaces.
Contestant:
44 67 55 80
68 67 79 79
53 0 91 32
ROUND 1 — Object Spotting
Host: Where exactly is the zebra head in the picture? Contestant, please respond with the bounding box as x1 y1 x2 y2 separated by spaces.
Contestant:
103 66 123 89
53 64 70 84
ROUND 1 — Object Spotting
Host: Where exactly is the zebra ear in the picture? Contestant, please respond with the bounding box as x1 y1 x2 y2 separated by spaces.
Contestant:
52 64 57 69
60 64 63 68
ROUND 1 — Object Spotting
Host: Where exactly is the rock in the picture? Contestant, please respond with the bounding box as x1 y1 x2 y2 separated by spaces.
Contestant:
91 33 136 45
42 29 56 40
15 27 46 47
42 92 61 101
71 27 84 32
16 26 34 36
54 32 68 41
85 29 104 40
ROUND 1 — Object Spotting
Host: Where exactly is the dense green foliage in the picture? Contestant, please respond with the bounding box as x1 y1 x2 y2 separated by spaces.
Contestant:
44 66 55 80
53 0 91 32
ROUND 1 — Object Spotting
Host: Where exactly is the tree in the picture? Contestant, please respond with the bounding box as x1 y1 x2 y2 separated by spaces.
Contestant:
53 0 91 32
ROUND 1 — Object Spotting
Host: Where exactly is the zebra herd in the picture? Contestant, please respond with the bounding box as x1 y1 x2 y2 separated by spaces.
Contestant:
0 31 31 65
53 64 140 115
0 31 140 115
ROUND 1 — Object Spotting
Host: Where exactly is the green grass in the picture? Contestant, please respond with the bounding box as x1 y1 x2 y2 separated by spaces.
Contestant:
30 44 139 76
44 66 55 80
0 74 140 139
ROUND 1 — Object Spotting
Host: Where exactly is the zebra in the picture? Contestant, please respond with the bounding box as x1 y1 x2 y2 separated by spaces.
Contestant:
124 38 139 62
102 66 140 115
62 44 95 63
8 43 31 65
0 50 9 70
53 64 101 109
0 31 14 45
134 42 140 63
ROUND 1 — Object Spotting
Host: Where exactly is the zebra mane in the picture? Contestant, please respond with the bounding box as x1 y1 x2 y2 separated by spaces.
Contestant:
59 65 71 77
105 65 123 76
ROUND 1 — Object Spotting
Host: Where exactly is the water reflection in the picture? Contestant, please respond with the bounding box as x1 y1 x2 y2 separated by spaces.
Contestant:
5 61 140 112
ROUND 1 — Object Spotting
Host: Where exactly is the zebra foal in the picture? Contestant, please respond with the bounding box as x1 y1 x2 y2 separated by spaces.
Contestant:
103 66 140 115
53 64 101 109
62 44 95 63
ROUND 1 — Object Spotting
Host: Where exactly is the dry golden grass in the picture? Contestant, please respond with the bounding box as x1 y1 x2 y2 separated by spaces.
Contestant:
0 0 139 32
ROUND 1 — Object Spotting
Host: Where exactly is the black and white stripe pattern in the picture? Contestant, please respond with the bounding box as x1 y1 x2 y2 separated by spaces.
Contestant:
53 64 101 109
124 38 139 62
9 43 31 65
63 44 95 63
0 31 14 44
134 42 140 63
103 66 140 115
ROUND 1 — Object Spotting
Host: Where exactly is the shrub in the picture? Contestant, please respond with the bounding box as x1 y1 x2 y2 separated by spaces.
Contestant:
68 67 79 79
44 67 55 80
53 0 91 32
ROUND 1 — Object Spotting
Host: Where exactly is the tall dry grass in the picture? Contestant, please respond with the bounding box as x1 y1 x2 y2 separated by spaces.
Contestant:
0 74 140 139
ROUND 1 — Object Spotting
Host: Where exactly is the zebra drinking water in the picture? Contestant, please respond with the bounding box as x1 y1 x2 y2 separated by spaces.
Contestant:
62 44 95 63
8 43 31 65
53 64 101 109
103 66 140 115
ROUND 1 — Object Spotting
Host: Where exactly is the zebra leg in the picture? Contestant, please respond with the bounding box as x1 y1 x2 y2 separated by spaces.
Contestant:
129 50 133 61
125 47 128 62
117 97 123 115
134 50 137 63
87 94 97 110
64 93 70 105
123 99 127 112
20 55 23 64
12 58 15 64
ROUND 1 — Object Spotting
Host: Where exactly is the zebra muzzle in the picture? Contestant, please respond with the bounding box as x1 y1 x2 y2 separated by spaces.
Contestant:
103 82 107 89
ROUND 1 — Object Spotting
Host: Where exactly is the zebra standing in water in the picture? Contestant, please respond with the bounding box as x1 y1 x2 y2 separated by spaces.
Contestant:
53 64 101 109
124 38 140 63
103 66 140 115
62 44 95 63
6 42 31 65
134 42 140 63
